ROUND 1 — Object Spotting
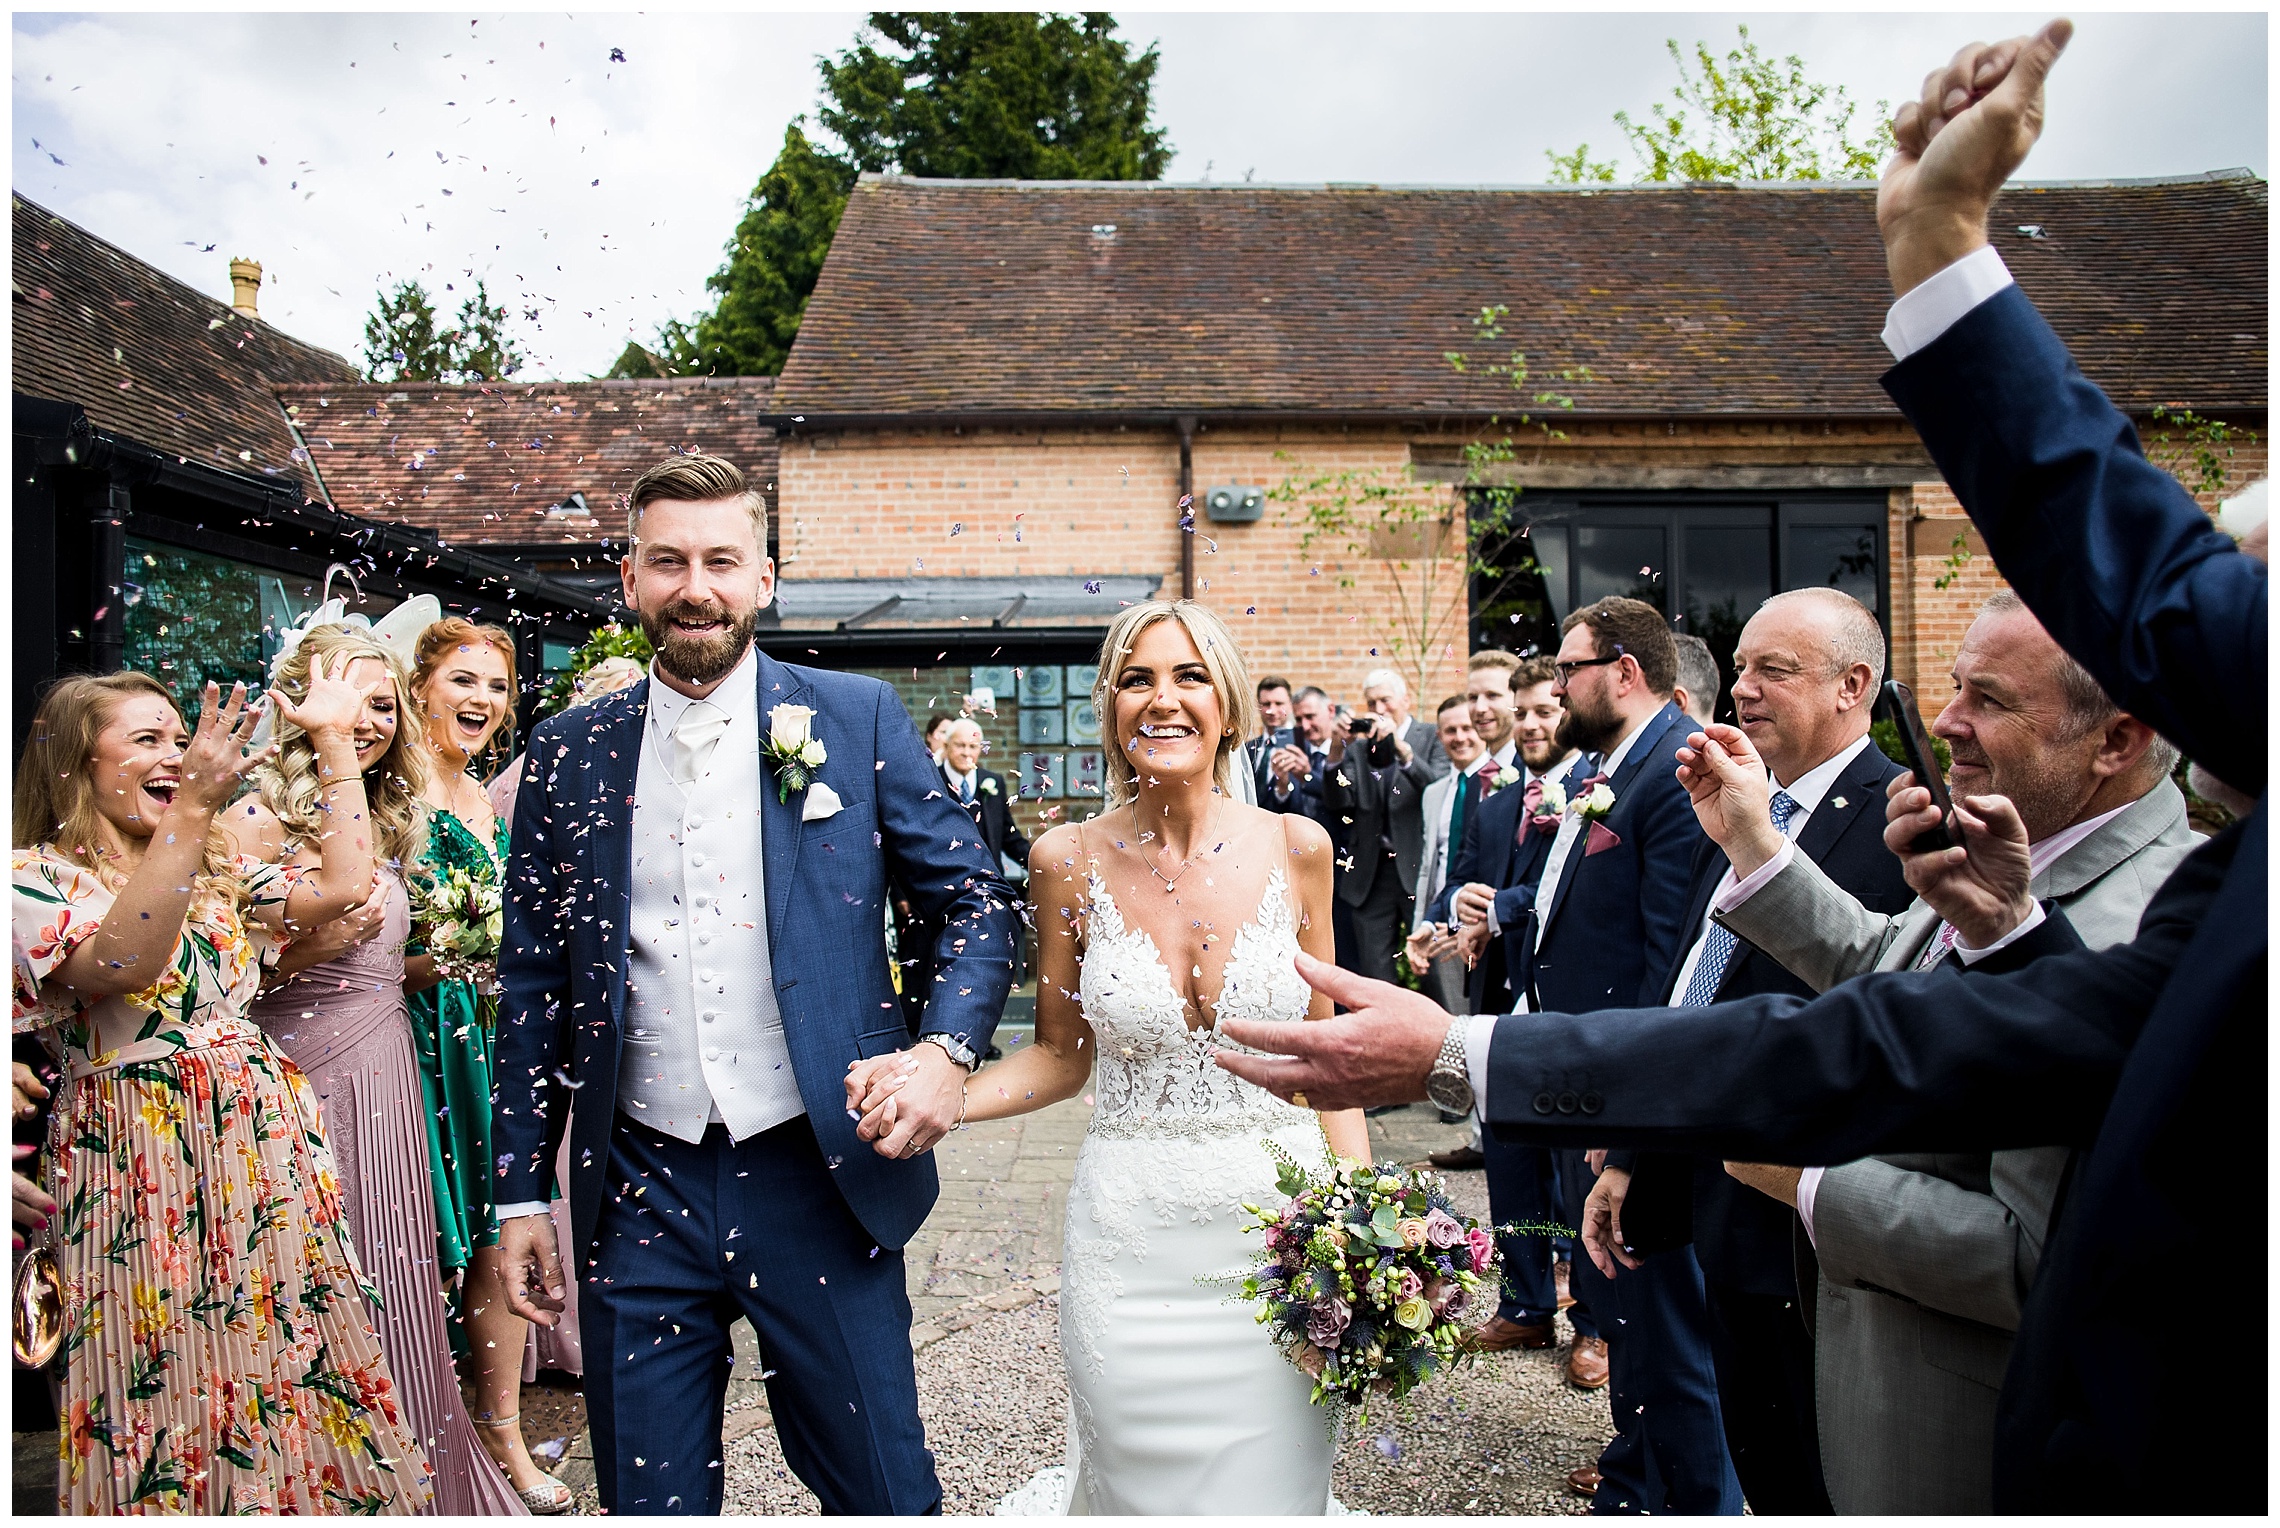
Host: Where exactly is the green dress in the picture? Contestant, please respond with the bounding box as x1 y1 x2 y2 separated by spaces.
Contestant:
408 808 508 1340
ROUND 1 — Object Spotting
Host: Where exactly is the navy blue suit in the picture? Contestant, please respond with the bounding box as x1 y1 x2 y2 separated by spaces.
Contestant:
1427 754 1598 1335
1511 704 1735 1516
1632 739 1910 1515
1485 283 2266 1512
495 651 1018 1514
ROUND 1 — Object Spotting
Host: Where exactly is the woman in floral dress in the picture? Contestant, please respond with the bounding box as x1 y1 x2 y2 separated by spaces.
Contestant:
11 668 430 1515
405 617 568 1511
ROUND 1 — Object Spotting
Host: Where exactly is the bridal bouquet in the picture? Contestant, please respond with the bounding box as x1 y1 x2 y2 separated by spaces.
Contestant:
409 863 504 999
1238 1148 1495 1413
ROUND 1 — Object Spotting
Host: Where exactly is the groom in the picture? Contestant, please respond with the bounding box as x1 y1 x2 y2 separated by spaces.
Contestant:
493 454 1018 1514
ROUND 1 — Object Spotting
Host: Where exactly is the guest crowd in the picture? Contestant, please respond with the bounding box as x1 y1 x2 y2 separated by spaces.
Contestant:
7 19 2266 1518
8 612 645 1513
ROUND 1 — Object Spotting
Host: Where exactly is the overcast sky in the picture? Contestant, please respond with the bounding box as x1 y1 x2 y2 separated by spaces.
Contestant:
13 10 2266 380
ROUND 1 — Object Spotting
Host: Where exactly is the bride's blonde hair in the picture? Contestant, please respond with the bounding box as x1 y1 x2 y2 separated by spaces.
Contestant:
1092 600 1259 808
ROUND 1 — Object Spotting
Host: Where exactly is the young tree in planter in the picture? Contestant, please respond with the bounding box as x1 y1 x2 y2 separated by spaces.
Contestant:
1271 307 1588 697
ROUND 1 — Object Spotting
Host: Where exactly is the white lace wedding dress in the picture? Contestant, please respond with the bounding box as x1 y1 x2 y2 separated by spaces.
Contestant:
997 864 1338 1516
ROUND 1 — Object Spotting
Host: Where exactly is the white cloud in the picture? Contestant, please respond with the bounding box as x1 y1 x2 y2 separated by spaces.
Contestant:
13 10 2265 380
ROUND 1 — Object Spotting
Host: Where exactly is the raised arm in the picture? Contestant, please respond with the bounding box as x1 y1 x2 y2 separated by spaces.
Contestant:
45 682 269 999
245 654 382 937
1874 17 2267 790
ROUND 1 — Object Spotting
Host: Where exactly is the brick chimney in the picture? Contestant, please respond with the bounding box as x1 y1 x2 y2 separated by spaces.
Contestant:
228 258 263 319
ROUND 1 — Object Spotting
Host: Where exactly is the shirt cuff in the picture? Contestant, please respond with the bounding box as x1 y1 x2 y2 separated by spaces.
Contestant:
1795 1166 1825 1248
1483 898 1502 937
495 1200 552 1221
1713 838 1796 913
1881 244 2015 360
1955 900 2047 963
1464 1014 1500 1121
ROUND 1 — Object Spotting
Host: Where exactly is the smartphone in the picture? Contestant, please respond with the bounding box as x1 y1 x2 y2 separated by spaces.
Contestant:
1876 680 1954 853
1267 725 1296 749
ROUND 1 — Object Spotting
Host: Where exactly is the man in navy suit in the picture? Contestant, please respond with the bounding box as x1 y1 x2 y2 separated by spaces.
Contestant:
1587 589 1911 1514
1470 597 1734 1513
493 455 1018 1515
1214 22 2266 1511
1423 656 1604 1386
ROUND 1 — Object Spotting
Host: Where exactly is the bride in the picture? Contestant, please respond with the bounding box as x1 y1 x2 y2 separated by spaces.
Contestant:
847 598 1370 1514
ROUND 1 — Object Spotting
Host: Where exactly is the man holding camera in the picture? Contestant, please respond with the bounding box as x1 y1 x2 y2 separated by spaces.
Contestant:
1321 669 1451 983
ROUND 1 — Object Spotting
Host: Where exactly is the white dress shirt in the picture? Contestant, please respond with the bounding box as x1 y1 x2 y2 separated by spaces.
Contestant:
944 764 980 805
500 648 804 1222
1463 250 2018 1121
1665 734 1878 1003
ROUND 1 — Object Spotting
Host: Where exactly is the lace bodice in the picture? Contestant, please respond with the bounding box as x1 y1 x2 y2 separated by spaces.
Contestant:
1078 865 1316 1141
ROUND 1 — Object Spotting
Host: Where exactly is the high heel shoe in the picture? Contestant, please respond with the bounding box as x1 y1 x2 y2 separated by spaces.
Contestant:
475 1411 574 1514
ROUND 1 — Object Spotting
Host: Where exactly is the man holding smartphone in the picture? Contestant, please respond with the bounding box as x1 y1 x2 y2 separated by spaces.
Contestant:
1693 590 2195 1513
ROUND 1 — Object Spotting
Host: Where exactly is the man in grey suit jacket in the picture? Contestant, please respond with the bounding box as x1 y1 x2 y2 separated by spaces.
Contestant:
1702 592 2195 1513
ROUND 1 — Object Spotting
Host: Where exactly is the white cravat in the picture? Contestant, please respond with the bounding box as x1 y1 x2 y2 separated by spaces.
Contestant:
670 700 731 786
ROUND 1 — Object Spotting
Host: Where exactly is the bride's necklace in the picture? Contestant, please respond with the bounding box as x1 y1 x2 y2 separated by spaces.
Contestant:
1132 797 1223 894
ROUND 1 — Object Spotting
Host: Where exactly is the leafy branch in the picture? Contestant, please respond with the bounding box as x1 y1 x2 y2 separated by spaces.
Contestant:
2146 404 2259 498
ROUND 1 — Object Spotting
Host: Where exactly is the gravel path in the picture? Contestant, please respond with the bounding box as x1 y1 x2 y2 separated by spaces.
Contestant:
722 1156 1611 1514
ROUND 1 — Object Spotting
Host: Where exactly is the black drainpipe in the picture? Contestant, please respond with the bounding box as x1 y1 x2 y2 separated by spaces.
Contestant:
90 477 130 675
1176 415 1197 600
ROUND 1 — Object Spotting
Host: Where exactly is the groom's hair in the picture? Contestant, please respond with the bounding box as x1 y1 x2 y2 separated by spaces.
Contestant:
627 453 768 549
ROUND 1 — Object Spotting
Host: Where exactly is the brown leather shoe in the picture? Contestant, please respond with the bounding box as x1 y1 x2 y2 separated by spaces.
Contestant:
1566 1466 1602 1498
1463 1316 1554 1352
1555 1259 1575 1310
1427 1144 1485 1170
1565 1334 1610 1390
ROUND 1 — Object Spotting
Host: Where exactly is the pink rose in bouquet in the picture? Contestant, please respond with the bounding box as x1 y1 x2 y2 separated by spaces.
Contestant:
1466 1227 1495 1274
1424 1207 1466 1250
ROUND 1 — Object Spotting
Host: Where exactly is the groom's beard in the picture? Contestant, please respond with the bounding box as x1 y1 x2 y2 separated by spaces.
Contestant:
642 598 760 687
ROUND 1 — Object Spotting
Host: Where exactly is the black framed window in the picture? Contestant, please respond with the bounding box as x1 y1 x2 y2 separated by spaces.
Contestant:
1470 493 1887 722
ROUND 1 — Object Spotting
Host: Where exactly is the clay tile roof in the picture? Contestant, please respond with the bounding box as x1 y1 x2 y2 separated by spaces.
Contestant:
276 376 778 547
777 173 2267 420
11 193 360 494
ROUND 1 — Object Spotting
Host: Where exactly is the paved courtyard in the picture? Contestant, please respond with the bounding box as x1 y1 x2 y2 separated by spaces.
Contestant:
12 1082 1612 1516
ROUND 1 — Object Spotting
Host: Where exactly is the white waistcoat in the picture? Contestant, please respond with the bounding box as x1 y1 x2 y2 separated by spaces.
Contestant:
618 691 803 1142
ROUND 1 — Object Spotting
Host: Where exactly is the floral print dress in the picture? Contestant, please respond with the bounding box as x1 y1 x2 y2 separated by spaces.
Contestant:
12 848 431 1516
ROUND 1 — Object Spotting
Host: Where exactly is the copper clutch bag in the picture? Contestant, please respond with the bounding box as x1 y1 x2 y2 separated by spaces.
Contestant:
14 1243 63 1368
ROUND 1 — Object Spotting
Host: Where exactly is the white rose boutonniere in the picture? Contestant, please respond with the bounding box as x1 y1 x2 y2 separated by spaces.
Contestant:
980 775 999 797
1572 781 1617 821
1490 765 1520 791
762 703 827 802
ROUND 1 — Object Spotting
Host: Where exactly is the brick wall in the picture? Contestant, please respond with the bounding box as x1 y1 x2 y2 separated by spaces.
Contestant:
779 424 1470 709
1895 421 2266 722
787 413 2266 742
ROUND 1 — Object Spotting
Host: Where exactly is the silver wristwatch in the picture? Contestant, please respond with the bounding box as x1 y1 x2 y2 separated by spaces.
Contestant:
918 1032 981 1073
1424 1017 1474 1115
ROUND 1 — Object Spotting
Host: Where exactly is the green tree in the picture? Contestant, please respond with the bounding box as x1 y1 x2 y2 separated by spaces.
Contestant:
819 11 1171 179
625 12 1171 377
363 278 525 384
1548 24 1891 183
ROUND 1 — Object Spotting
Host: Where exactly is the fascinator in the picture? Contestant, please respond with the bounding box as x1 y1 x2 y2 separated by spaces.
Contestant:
252 564 441 744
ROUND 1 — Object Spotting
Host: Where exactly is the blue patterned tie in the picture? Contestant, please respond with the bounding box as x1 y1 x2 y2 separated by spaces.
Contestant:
1681 789 1797 1006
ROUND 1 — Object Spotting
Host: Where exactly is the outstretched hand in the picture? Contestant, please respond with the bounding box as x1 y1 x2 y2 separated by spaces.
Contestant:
1212 951 1443 1112
1884 774 2036 949
270 650 381 743
1879 18 2074 294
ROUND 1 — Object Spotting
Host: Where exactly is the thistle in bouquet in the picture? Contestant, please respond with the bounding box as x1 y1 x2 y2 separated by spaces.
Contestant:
409 862 504 1002
1238 1147 1501 1418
